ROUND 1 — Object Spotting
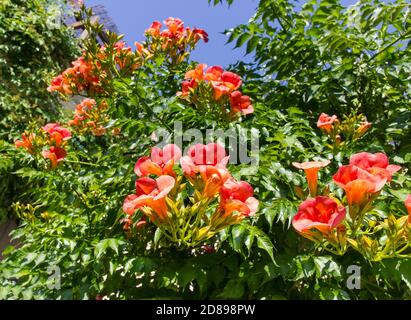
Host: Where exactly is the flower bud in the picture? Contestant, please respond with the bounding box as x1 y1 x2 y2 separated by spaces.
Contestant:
335 135 342 146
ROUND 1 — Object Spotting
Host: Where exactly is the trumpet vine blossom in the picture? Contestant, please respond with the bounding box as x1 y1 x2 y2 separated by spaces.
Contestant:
122 143 258 248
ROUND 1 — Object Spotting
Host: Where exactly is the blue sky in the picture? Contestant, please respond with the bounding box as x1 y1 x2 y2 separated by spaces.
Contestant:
85 0 258 67
85 0 357 67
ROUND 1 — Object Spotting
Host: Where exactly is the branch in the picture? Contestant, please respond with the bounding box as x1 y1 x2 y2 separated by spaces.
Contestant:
367 29 411 63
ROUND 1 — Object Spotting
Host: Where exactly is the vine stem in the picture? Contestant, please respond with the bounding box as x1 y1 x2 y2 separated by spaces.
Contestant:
367 29 411 63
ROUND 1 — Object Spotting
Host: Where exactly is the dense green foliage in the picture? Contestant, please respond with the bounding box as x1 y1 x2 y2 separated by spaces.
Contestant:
0 0 79 137
217 0 411 162
0 0 410 300
0 0 79 222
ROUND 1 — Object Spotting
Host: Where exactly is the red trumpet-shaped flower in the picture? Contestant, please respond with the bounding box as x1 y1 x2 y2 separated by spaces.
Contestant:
187 143 228 166
113 41 131 53
292 196 346 236
15 133 36 154
47 74 72 95
292 160 331 197
222 198 259 218
134 144 182 177
145 18 208 49
163 17 184 36
192 28 209 43
203 66 224 82
220 178 259 217
41 146 67 169
180 79 198 96
405 195 411 223
357 121 372 135
181 143 230 198
349 152 401 181
68 98 103 129
200 165 231 198
185 65 242 99
211 178 258 230
221 178 253 202
333 165 386 190
123 175 175 221
48 56 100 95
180 143 229 176
333 164 387 206
317 113 338 133
210 71 242 100
145 21 162 36
110 41 136 69
179 64 206 96
42 123 71 147
185 64 206 81
230 91 254 115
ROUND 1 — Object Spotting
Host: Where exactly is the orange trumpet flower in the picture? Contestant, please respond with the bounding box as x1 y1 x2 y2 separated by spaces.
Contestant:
292 160 331 197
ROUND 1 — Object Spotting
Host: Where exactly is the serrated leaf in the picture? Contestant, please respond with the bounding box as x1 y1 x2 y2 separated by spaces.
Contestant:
235 33 251 49
94 238 124 259
256 231 276 265
246 36 259 54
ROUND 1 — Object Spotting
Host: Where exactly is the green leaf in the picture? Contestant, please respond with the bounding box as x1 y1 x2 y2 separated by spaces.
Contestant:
399 260 411 290
244 230 255 255
231 224 247 254
154 228 162 247
246 36 259 54
235 33 251 49
313 256 341 278
218 280 244 299
178 263 197 288
255 229 277 265
94 239 124 259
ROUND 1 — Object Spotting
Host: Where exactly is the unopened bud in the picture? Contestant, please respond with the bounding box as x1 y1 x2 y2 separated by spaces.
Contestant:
336 224 347 245
294 186 306 199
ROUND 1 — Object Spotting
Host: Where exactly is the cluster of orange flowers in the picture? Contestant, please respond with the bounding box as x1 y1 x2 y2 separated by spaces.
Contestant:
25 30 155 166
47 17 209 97
122 143 258 248
15 95 121 168
47 56 101 96
47 41 143 97
178 64 254 120
145 17 208 63
291 152 410 259
100 41 141 71
15 123 72 169
68 98 109 136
